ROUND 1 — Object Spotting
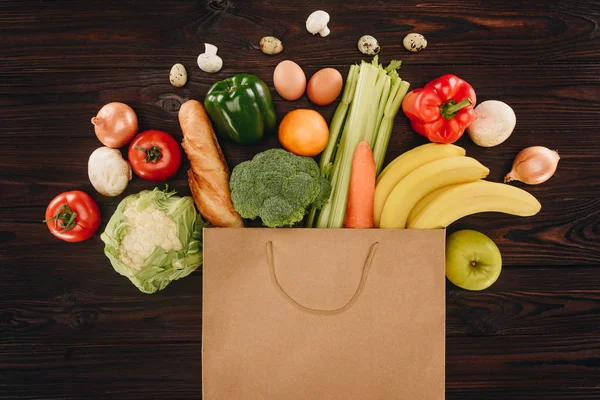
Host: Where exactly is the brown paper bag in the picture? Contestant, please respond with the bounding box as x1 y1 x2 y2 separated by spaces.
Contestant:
203 228 446 400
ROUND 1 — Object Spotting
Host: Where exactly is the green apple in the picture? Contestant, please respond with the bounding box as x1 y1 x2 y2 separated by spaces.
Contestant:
446 230 502 291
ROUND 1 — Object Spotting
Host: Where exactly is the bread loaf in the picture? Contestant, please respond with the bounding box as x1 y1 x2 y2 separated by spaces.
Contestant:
179 100 244 227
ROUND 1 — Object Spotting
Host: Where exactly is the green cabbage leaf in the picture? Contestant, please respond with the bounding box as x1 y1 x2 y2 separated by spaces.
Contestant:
100 187 207 294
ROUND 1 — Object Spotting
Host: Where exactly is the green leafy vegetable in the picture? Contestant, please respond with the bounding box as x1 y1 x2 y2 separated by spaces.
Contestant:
100 187 208 294
229 149 331 227
306 56 410 228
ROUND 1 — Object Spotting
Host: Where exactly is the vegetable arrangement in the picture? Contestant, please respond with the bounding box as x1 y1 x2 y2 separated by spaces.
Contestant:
44 9 561 294
46 90 188 291
307 56 411 228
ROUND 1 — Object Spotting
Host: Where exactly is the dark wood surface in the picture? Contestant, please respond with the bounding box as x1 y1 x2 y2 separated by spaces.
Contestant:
1 0 599 399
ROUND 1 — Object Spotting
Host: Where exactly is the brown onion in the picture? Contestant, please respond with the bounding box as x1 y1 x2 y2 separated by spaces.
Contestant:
91 102 138 148
505 146 560 185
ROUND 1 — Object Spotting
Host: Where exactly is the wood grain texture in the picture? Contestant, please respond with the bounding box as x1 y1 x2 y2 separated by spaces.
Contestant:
2 0 600 67
1 268 598 346
1 333 599 400
447 389 600 400
1 0 600 398
0 343 202 400
2 197 599 267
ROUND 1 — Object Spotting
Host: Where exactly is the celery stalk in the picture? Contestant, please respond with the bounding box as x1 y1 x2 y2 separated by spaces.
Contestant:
325 61 380 228
313 56 404 229
372 74 391 147
318 65 359 175
386 59 402 86
305 202 318 227
306 65 359 227
362 68 389 147
373 80 410 174
313 156 341 227
315 113 352 228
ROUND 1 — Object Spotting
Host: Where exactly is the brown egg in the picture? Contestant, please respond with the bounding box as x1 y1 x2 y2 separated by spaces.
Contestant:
307 68 343 106
273 60 306 101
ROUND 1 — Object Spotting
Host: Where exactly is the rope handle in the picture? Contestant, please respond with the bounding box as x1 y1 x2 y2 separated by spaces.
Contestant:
266 241 379 316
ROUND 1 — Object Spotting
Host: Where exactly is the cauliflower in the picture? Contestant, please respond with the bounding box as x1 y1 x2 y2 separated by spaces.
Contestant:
119 201 182 271
230 149 331 227
101 187 207 294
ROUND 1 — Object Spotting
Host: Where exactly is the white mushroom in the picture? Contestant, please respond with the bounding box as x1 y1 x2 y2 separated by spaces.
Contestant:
306 10 330 37
358 35 380 55
467 100 517 147
88 147 132 197
197 43 223 73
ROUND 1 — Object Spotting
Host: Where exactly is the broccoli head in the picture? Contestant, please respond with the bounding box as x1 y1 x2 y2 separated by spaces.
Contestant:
230 149 332 227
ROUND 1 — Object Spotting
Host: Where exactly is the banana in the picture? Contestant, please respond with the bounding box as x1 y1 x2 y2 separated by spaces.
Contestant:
407 183 466 223
407 180 542 229
379 157 490 229
374 143 466 227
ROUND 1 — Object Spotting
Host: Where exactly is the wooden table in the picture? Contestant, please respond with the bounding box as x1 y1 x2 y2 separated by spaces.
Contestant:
1 1 599 399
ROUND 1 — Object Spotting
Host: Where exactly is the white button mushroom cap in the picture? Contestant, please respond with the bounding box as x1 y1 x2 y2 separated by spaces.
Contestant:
197 43 223 73
306 10 330 37
88 147 132 197
467 100 517 147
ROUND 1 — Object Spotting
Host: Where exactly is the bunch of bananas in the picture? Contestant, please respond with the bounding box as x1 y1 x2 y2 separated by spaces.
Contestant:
374 143 541 229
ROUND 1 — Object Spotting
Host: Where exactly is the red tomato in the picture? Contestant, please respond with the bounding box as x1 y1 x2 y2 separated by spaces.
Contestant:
44 191 101 242
128 130 182 181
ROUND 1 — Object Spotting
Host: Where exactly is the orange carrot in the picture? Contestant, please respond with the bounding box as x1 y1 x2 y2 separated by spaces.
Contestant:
344 141 376 228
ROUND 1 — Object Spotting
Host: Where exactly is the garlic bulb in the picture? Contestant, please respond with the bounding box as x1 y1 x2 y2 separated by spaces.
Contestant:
88 147 132 196
505 146 560 185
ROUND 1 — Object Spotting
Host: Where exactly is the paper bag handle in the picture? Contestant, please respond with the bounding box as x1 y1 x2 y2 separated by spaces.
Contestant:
266 241 379 316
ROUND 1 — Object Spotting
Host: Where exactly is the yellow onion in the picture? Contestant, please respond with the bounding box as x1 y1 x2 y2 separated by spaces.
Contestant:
505 146 560 185
91 102 138 148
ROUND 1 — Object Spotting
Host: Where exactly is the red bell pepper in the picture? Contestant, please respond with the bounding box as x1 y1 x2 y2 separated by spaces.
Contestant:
402 74 476 144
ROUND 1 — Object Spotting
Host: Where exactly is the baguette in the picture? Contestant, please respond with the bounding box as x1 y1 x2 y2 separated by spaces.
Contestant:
179 100 244 227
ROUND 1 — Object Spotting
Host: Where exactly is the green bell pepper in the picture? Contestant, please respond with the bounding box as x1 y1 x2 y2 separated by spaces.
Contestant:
204 74 277 145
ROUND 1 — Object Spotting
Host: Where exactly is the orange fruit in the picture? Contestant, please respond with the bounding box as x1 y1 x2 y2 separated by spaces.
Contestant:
278 109 329 157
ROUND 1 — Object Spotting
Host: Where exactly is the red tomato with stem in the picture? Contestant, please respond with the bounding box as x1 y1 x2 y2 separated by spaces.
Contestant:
128 130 182 181
44 191 101 242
